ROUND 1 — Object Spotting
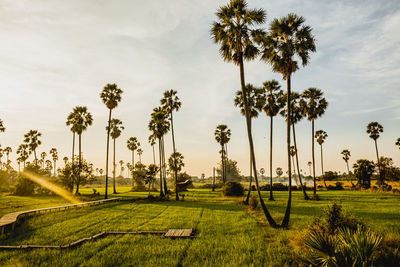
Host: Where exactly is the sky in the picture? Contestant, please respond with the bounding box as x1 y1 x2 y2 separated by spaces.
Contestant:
0 0 399 178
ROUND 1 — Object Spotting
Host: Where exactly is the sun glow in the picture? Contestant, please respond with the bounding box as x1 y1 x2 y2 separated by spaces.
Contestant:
22 171 80 204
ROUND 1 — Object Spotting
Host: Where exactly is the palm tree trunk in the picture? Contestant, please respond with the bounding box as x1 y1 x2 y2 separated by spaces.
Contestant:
212 167 215 192
269 116 274 201
245 155 253 204
239 54 278 228
113 138 117 194
281 75 293 228
346 161 354 186
161 136 168 193
170 110 179 201
131 150 135 189
221 144 225 183
75 133 82 195
292 124 310 200
312 119 317 198
321 144 327 189
374 139 382 184
53 160 56 177
152 145 156 165
158 138 164 197
105 109 112 199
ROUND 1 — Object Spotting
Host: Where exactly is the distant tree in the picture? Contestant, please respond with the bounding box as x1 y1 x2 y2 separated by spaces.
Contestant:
300 88 328 199
341 149 353 185
107 118 124 194
127 137 140 184
16 144 29 168
0 119 5 133
217 158 242 182
214 125 231 183
45 160 53 173
100 83 123 199
396 138 400 150
353 159 374 189
366 122 383 184
145 164 159 195
379 156 400 181
175 172 193 193
119 160 124 177
148 135 157 165
276 167 283 178
3 147 12 163
137 148 143 163
63 156 68 166
161 89 182 201
49 148 58 177
99 168 104 176
40 152 47 169
168 152 184 175
24 130 42 163
315 130 328 189
307 161 312 176
131 162 147 191
58 158 95 192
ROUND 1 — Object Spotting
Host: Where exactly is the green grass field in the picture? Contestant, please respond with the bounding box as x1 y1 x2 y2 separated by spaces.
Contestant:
0 189 399 266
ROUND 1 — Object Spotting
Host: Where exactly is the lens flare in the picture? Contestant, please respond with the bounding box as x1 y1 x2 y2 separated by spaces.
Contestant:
22 171 80 203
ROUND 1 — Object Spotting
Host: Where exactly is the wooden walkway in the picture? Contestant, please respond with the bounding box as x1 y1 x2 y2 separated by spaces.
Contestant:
0 229 195 250
0 198 120 236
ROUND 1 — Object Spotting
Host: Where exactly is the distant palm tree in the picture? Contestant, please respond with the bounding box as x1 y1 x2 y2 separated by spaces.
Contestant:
307 161 312 176
396 138 400 151
148 135 157 165
24 130 42 164
0 147 3 170
16 144 29 168
262 80 284 201
49 148 58 177
137 148 143 163
68 106 93 194
149 107 170 197
234 84 261 204
40 152 47 168
341 149 352 185
127 137 140 187
161 89 182 201
315 130 328 189
214 125 231 183
366 121 383 184
300 88 328 199
100 83 123 199
212 0 279 228
63 156 68 166
107 118 124 194
99 168 104 176
280 92 310 200
4 147 12 163
260 13 316 227
0 119 5 133
119 160 124 176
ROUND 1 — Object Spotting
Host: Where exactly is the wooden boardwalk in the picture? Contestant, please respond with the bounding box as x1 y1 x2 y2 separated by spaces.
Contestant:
0 198 120 236
0 229 195 250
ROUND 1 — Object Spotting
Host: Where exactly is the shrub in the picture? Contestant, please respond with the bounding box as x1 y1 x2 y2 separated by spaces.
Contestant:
327 182 344 190
248 196 258 210
222 181 244 196
14 177 36 195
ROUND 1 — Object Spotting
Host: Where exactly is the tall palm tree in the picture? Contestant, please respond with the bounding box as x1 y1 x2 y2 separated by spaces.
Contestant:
127 137 140 188
69 106 93 194
300 88 327 199
149 107 170 197
148 135 157 165
234 83 262 204
100 83 123 199
16 144 29 168
107 118 124 194
260 13 316 227
137 148 143 163
49 148 58 177
211 0 279 228
161 89 182 200
366 121 383 184
280 92 310 200
0 119 5 133
24 130 42 164
214 125 231 183
315 130 328 189
341 149 352 185
262 80 284 201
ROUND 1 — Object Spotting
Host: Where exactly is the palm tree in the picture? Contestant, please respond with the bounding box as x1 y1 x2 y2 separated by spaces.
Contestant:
24 130 42 164
260 13 316 227
396 138 400 150
262 80 284 201
315 130 328 189
0 147 3 170
341 149 352 185
107 118 124 194
212 0 279 228
68 106 93 194
40 152 47 168
148 135 157 165
137 148 143 163
161 89 182 200
100 83 123 199
300 88 327 199
280 92 310 200
16 144 29 168
0 119 5 133
307 161 312 176
214 125 231 183
99 168 104 176
127 137 140 187
149 107 170 197
63 156 68 166
366 121 383 184
3 147 12 163
234 84 262 204
119 160 124 176
49 148 58 177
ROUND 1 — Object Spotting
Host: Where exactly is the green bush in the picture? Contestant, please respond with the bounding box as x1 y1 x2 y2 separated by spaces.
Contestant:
14 177 36 195
222 181 244 196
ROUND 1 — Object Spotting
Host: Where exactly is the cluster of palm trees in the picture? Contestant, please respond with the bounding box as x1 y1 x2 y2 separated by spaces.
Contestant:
211 0 321 228
148 89 182 200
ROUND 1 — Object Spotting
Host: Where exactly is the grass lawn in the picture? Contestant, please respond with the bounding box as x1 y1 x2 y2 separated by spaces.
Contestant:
0 189 399 266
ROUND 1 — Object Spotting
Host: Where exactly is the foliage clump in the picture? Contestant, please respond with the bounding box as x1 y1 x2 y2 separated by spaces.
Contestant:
222 181 244 196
